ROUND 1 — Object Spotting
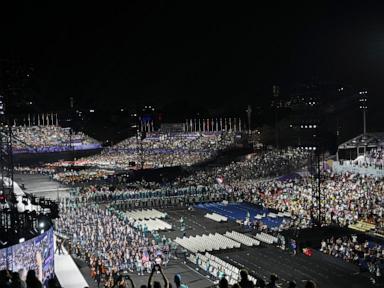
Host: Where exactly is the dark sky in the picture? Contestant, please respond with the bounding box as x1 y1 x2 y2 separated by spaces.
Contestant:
1 1 384 116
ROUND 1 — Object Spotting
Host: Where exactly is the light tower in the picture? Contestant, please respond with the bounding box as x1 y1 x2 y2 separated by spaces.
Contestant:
272 85 280 148
0 95 14 204
246 105 252 133
358 90 368 136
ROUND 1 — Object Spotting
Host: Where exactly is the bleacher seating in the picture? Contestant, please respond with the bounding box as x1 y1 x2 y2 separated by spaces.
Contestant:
205 212 228 222
12 125 101 153
125 209 166 220
174 233 241 253
224 231 260 247
134 218 172 231
188 252 258 286
254 232 278 245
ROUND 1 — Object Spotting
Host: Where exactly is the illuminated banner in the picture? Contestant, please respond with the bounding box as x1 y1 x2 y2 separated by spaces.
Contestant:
0 228 55 287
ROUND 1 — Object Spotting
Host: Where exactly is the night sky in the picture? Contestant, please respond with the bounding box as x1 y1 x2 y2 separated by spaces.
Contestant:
1 1 384 121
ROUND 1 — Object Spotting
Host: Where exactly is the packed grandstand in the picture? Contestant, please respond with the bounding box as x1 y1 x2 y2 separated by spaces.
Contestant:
12 125 102 153
2 125 384 288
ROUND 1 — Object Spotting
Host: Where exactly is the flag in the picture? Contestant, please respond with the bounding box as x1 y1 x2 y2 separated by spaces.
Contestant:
216 176 224 184
185 119 188 132
239 118 242 131
142 250 149 262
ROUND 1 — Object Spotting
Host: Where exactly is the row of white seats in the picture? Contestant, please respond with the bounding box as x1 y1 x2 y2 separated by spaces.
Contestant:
255 212 290 220
134 219 172 231
204 213 228 222
255 232 278 244
277 211 292 218
188 252 257 286
126 209 166 220
175 233 241 253
224 231 260 247
188 253 239 285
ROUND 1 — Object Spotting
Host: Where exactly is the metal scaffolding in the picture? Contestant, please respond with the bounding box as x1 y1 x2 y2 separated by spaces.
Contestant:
0 118 14 204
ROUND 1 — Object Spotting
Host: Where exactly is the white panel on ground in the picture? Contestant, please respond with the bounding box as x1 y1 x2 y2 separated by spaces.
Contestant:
54 239 88 288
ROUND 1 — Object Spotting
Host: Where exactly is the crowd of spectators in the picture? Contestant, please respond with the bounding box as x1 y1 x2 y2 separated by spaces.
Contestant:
14 131 240 184
13 126 384 287
367 148 384 169
237 171 384 229
0 266 319 288
174 148 309 187
12 125 100 152
320 235 384 278
14 166 55 176
69 131 237 170
55 202 173 286
54 195 321 287
54 146 384 234
51 169 115 185
0 269 61 288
